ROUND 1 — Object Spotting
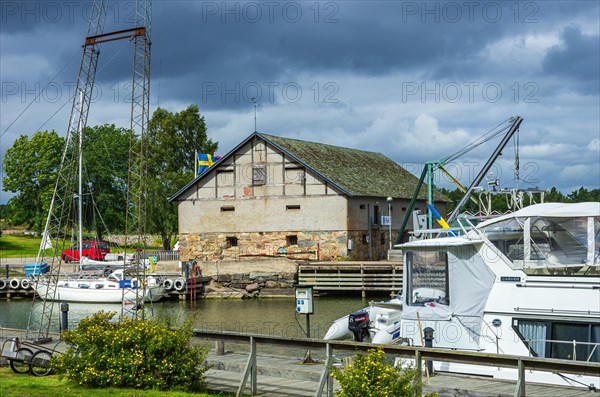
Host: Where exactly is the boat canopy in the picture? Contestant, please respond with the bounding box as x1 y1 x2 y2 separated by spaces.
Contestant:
477 202 600 228
474 202 599 274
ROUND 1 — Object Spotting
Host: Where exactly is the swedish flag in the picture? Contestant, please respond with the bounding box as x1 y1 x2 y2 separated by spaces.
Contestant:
197 153 221 174
198 153 214 174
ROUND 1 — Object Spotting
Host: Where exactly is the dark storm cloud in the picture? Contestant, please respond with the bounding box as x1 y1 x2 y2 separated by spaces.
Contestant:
145 1 534 109
2 1 599 200
543 26 600 95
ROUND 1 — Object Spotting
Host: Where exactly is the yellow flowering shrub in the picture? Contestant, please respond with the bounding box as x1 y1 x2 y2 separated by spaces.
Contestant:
331 346 437 397
51 311 210 392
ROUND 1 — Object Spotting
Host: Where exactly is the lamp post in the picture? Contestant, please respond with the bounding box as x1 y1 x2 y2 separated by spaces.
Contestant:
386 197 393 250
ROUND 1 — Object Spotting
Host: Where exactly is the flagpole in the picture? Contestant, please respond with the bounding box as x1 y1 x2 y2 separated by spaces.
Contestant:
194 150 197 179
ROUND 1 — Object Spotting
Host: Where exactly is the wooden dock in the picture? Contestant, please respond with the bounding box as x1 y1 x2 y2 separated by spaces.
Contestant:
193 330 600 397
297 261 403 296
1 326 597 396
204 350 597 397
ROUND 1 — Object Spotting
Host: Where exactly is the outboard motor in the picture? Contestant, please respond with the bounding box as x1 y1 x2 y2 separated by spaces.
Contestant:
348 310 370 342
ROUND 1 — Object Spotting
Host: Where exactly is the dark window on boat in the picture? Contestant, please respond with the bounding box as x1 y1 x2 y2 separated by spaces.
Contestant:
513 319 600 362
221 206 235 212
286 235 298 246
551 322 589 361
226 237 238 247
286 205 301 210
405 250 449 306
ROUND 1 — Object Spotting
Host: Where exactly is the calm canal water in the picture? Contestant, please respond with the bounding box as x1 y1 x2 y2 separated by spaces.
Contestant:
0 295 377 339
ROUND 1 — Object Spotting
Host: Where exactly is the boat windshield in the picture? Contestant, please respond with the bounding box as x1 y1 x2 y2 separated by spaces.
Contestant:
405 251 449 306
480 215 599 274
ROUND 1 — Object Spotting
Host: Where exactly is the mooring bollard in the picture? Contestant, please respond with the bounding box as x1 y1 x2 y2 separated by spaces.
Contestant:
61 302 70 331
423 326 434 375
215 340 225 356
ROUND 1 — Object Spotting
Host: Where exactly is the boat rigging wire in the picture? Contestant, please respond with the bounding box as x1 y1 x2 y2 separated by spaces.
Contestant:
5 41 129 139
441 118 511 165
0 48 80 140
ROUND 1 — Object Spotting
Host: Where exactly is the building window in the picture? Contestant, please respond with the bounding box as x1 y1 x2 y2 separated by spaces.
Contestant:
381 233 385 245
286 205 301 210
360 204 366 209
221 206 235 212
286 235 298 246
226 237 238 247
374 205 379 225
253 164 266 186
362 234 368 244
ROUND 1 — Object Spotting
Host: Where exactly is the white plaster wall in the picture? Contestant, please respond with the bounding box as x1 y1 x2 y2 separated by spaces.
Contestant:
178 195 348 233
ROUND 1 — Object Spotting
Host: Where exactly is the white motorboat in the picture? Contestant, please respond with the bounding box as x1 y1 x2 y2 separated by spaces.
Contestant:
34 269 165 303
323 297 403 341
324 202 600 388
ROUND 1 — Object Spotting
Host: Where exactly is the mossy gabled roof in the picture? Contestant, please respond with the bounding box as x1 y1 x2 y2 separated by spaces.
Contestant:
260 133 447 201
169 131 450 202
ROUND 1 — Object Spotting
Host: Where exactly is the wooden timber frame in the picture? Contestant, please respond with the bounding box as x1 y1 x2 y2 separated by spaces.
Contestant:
297 261 403 297
191 329 600 397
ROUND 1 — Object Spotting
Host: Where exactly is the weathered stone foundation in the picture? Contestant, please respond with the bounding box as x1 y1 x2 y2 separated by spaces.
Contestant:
179 231 350 262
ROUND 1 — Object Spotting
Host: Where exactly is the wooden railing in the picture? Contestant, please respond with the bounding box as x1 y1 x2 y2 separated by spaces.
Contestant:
191 329 600 397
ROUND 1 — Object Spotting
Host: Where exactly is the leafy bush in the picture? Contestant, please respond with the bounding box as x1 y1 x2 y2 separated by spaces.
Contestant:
331 346 437 397
51 311 210 392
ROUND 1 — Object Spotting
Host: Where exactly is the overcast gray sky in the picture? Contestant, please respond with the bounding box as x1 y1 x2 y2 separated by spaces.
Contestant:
1 0 599 204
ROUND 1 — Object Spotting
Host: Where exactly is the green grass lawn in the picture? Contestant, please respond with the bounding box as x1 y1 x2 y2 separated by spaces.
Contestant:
0 234 50 258
0 367 232 397
0 234 165 259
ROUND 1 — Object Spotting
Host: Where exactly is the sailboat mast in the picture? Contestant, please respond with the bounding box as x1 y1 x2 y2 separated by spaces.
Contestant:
78 90 84 265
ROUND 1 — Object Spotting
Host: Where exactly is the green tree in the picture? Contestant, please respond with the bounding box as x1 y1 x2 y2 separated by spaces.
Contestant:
2 131 64 232
80 124 131 240
567 187 600 202
146 105 218 249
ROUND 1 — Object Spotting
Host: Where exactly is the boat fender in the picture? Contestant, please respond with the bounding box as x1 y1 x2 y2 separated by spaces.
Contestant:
9 278 20 290
20 278 31 290
163 279 174 290
174 278 186 292
0 279 6 290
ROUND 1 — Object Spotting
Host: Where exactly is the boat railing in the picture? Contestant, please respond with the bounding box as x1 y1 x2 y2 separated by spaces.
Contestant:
526 338 599 362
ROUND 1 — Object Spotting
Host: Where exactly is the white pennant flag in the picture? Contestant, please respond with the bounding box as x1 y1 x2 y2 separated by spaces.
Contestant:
40 231 53 250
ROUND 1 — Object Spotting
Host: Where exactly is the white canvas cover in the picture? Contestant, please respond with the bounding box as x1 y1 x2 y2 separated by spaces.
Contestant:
402 244 495 342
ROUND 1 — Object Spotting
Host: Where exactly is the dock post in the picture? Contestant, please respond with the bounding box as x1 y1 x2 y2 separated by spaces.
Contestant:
423 327 434 375
61 302 69 331
250 337 257 395
215 340 225 356
515 359 526 397
236 336 257 396
415 350 423 395
315 343 334 397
